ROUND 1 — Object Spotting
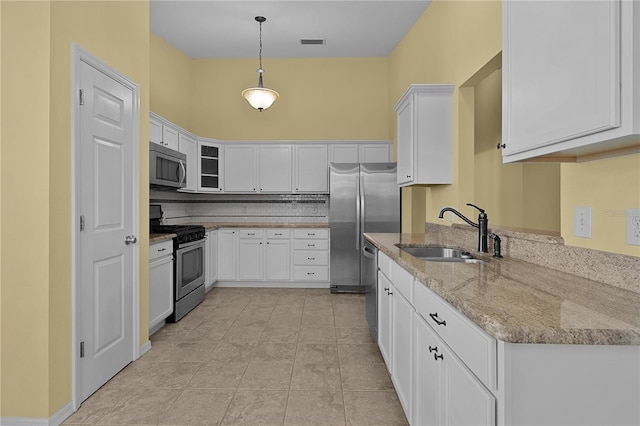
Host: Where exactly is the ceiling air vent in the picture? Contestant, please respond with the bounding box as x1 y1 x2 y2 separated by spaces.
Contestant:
300 39 325 45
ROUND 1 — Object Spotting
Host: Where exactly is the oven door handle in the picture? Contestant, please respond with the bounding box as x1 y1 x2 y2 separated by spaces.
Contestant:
176 238 205 251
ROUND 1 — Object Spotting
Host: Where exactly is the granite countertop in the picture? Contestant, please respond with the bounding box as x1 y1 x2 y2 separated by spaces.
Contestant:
190 222 329 230
365 232 640 346
150 233 176 243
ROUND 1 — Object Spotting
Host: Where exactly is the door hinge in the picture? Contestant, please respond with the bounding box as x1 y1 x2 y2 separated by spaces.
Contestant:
80 215 85 231
79 89 84 105
80 341 85 358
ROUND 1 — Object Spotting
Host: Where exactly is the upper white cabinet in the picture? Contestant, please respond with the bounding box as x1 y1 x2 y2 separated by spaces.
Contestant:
178 133 198 192
394 84 454 186
149 113 180 151
198 140 224 192
502 0 640 162
329 142 392 164
258 145 292 193
224 144 258 192
294 144 329 193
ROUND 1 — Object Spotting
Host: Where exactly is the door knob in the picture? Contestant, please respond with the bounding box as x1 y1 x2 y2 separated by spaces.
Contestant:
124 235 137 245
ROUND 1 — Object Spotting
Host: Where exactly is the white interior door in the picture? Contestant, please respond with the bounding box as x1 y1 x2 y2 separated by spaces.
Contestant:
76 56 137 402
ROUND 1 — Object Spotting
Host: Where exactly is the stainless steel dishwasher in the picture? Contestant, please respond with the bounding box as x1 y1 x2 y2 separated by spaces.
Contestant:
362 239 378 342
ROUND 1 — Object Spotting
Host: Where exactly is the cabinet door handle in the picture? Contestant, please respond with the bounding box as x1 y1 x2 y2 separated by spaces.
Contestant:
497 143 506 150
157 248 166 252
428 346 438 353
429 312 446 326
434 353 444 361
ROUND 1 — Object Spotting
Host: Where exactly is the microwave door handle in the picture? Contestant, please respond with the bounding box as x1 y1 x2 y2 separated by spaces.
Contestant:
178 160 186 186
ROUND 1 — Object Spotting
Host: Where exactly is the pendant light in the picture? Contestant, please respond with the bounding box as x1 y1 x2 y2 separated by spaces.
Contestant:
241 16 279 111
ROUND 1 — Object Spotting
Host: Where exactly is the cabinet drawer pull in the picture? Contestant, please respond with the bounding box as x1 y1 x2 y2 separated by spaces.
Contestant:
247 233 255 235
308 233 315 236
434 353 444 361
157 248 166 252
275 233 282 236
307 272 315 275
307 257 315 260
428 346 438 353
307 244 315 247
429 312 446 326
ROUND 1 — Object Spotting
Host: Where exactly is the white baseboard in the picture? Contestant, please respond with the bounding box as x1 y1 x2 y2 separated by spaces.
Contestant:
213 281 330 289
139 340 152 358
1 401 74 426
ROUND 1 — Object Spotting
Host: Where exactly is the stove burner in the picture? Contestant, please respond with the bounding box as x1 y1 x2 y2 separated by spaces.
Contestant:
151 224 205 245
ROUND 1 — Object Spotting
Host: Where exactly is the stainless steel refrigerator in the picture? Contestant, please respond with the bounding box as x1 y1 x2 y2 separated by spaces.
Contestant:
329 163 400 295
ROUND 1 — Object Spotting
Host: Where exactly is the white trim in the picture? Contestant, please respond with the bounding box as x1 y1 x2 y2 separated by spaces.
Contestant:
139 340 152 357
1 401 74 426
213 281 330 289
71 44 141 411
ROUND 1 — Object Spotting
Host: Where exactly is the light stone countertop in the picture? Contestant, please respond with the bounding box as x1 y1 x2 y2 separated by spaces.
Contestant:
149 233 176 243
190 222 329 230
365 232 640 346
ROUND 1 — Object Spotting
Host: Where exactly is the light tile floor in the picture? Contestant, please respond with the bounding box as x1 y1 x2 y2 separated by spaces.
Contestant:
64 287 408 425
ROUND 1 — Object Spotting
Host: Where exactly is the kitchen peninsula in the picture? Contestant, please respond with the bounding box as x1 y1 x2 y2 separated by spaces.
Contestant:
364 227 640 426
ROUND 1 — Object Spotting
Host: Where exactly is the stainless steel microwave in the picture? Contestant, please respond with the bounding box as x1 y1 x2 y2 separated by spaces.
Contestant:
149 142 186 189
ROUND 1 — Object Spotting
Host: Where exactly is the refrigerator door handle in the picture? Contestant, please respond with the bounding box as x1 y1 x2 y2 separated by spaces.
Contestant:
359 174 365 242
355 175 361 251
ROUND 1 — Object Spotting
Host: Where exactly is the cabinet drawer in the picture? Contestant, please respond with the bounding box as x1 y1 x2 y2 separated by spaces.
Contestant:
239 229 264 239
378 250 392 278
390 260 413 303
294 251 329 266
293 229 329 239
294 266 329 281
293 239 329 250
150 240 173 261
266 229 291 239
414 282 497 390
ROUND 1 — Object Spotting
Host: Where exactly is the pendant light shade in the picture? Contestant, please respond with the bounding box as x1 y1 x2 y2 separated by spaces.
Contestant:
242 16 279 111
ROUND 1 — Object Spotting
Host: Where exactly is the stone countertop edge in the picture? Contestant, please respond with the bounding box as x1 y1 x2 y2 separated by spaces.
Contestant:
191 222 330 230
150 233 176 243
364 232 640 346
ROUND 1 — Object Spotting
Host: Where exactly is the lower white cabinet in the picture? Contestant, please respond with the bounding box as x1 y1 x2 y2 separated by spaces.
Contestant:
217 229 238 280
204 230 218 290
265 229 291 281
216 227 329 286
238 230 265 280
149 240 173 334
391 287 414 420
414 313 496 426
377 271 393 367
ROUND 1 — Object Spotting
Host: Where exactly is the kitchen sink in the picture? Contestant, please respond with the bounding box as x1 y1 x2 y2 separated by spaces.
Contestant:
398 246 484 263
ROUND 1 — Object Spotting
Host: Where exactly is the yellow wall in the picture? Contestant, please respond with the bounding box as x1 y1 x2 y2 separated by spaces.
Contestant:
389 0 502 231
1 0 149 419
150 33 194 132
562 155 640 256
190 57 390 140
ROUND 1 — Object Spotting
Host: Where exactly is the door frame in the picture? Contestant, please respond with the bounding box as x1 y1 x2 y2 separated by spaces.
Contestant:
71 44 141 410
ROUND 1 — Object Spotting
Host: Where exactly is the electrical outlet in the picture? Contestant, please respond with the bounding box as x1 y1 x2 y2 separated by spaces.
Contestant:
626 208 640 246
574 206 592 238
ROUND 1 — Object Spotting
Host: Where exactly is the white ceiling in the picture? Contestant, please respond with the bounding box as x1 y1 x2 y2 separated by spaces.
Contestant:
150 1 432 59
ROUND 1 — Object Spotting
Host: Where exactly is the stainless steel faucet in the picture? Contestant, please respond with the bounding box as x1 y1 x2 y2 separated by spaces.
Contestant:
438 203 489 253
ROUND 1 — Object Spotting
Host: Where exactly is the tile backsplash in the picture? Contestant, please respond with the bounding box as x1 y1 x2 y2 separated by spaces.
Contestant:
150 190 328 224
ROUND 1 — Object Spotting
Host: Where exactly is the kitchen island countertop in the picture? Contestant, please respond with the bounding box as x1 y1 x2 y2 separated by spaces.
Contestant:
365 232 640 346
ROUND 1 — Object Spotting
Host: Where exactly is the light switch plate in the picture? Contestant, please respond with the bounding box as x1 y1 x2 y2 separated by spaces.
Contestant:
574 206 592 238
626 208 640 246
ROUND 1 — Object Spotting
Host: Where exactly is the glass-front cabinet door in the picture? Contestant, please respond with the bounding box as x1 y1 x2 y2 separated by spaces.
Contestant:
198 140 224 192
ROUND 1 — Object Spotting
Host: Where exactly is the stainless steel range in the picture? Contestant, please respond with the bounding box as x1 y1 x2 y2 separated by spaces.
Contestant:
150 205 205 322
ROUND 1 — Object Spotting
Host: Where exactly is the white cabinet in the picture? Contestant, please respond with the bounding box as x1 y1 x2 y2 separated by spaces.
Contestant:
292 228 330 281
414 313 496 426
149 114 179 151
149 240 173 334
265 229 291 281
258 145 292 192
359 143 392 163
224 145 257 192
394 84 454 186
293 144 329 193
329 144 359 164
178 133 198 192
391 287 414 419
377 270 393 368
198 140 223 192
502 0 640 162
238 229 265 280
204 230 217 291
217 229 238 280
